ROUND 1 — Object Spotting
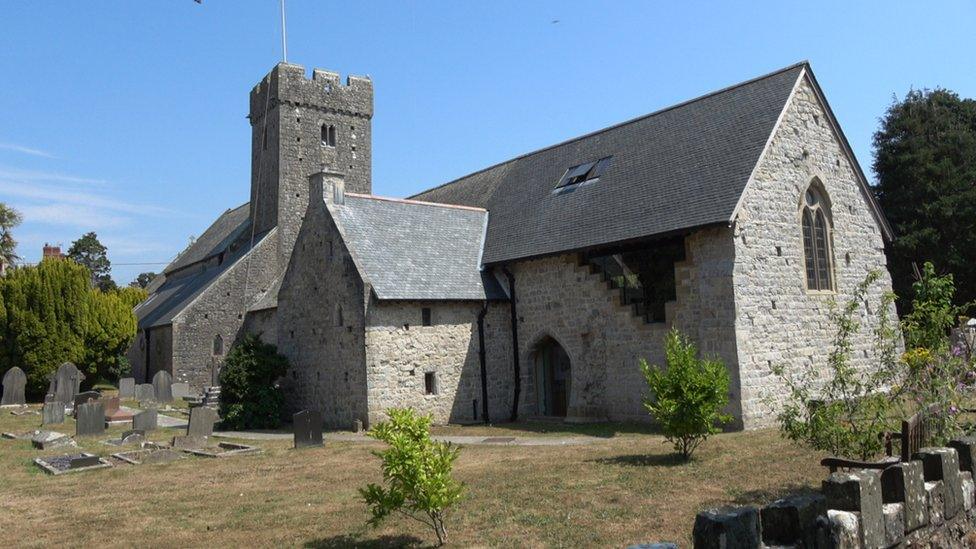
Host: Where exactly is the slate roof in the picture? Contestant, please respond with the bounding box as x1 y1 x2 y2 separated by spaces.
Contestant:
410 63 808 265
332 194 505 300
164 203 251 275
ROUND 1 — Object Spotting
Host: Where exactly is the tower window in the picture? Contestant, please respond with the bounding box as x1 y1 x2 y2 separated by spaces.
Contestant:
424 372 438 395
322 124 337 147
421 307 432 326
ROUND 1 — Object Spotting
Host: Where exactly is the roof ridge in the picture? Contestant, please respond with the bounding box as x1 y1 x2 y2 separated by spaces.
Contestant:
345 192 487 212
408 60 809 199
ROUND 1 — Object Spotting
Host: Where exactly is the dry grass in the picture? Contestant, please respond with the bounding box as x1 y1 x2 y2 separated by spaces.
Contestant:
0 406 826 548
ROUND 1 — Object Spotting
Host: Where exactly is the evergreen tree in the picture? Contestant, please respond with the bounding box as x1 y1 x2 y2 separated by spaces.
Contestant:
130 272 156 289
67 232 115 291
873 88 976 311
0 203 22 267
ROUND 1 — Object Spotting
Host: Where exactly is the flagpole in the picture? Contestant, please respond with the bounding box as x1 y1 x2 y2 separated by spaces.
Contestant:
280 0 288 63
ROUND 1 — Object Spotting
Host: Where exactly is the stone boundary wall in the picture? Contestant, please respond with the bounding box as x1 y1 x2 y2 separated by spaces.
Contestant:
674 438 976 548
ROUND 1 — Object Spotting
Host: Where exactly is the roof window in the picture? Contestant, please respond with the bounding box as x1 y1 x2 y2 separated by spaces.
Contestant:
554 156 613 190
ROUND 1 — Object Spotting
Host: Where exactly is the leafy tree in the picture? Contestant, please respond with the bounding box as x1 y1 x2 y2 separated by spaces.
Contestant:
82 287 139 384
902 262 967 351
873 88 976 312
360 408 464 546
114 286 148 309
67 232 115 291
0 203 23 267
639 328 732 461
129 272 157 289
773 271 903 460
218 334 288 429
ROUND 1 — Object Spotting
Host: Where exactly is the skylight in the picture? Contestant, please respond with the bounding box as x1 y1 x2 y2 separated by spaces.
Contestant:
554 156 613 190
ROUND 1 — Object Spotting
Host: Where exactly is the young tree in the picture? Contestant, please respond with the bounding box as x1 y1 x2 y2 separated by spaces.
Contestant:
360 408 464 546
218 335 289 429
873 88 976 312
129 272 157 289
67 232 115 291
0 203 23 267
639 328 732 461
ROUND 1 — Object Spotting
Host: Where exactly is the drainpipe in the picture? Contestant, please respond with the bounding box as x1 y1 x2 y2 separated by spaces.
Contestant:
477 301 490 424
501 267 520 422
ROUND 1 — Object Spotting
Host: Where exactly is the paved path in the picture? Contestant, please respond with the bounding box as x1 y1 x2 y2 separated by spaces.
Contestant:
211 430 597 446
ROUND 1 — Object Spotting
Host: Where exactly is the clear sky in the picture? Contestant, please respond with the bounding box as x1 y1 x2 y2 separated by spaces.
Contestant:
0 1 973 285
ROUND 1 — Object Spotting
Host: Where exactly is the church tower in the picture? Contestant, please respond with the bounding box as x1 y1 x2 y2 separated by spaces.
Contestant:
248 63 373 264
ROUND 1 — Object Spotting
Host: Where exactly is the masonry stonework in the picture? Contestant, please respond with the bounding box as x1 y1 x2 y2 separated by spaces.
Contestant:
732 74 898 429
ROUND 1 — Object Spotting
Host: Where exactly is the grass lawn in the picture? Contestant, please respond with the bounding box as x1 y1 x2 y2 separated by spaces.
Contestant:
0 406 825 548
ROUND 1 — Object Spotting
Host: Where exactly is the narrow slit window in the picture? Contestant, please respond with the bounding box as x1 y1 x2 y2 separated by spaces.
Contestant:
424 372 437 395
322 124 337 147
421 307 432 326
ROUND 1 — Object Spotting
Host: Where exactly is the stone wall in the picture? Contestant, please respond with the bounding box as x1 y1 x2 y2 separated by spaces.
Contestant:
243 308 277 345
128 325 172 384
364 300 513 426
732 73 899 429
170 230 280 391
277 183 370 429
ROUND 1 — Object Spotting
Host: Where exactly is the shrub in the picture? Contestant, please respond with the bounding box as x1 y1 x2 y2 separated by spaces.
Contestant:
639 328 732 461
360 408 463 546
773 270 903 460
218 334 288 430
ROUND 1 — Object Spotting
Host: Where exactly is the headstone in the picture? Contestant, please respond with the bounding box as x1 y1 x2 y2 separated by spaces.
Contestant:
103 396 133 422
31 430 74 450
75 401 106 437
187 406 217 437
69 454 100 469
823 470 884 549
1 366 27 406
882 460 929 532
104 396 120 414
293 409 323 448
121 429 145 444
171 382 190 399
132 409 157 432
53 362 83 406
42 401 65 425
73 390 100 410
152 371 173 402
915 447 964 519
135 383 155 402
692 506 760 549
118 377 135 398
760 493 826 547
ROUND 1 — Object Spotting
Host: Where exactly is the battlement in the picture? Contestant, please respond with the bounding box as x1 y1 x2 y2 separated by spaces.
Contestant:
249 62 373 122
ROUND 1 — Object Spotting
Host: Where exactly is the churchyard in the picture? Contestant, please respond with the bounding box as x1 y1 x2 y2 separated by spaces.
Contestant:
0 395 826 547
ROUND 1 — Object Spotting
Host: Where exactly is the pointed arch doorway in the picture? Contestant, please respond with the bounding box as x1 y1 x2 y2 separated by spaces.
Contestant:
533 337 571 417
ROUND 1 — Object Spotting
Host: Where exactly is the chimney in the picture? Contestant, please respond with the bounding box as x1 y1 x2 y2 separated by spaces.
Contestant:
308 170 346 205
42 243 63 260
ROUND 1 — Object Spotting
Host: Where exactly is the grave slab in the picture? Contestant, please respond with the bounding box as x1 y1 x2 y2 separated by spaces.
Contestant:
31 430 75 450
34 452 112 475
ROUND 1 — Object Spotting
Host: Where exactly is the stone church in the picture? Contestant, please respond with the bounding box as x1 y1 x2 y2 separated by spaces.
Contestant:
129 60 897 430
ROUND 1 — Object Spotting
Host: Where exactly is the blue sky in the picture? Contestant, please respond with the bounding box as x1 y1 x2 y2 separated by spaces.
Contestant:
0 1 973 285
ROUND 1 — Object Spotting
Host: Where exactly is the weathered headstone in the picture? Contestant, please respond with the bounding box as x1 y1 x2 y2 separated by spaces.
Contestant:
73 390 100 410
42 401 65 425
135 383 155 402
1 366 27 406
171 382 190 399
152 371 173 402
75 401 105 437
132 409 157 432
293 409 323 448
69 454 100 469
823 470 884 548
118 377 135 399
31 430 74 450
53 362 83 406
187 406 217 437
121 429 145 444
692 507 760 549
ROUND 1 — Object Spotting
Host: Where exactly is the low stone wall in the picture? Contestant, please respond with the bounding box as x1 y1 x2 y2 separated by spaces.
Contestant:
674 438 976 548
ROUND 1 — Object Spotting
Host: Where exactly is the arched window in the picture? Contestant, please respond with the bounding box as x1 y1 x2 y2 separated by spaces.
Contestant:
322 124 336 147
801 182 834 291
213 334 224 356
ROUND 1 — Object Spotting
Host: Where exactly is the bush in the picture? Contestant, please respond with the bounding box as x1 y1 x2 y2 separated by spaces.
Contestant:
639 328 732 461
360 408 463 546
218 334 288 430
773 270 903 460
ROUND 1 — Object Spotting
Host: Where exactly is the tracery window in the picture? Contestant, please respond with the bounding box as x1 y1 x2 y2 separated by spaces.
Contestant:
801 181 834 292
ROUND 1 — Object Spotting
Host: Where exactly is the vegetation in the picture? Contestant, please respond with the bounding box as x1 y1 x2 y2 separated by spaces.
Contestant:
67 231 116 291
129 271 157 289
773 271 903 460
218 334 288 429
360 408 464 546
0 259 138 396
873 88 976 312
640 328 732 461
0 203 22 267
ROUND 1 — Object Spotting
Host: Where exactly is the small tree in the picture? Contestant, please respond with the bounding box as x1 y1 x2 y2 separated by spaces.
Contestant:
130 272 156 289
0 203 23 267
218 335 288 429
67 231 115 291
360 408 463 546
773 270 903 460
639 328 732 461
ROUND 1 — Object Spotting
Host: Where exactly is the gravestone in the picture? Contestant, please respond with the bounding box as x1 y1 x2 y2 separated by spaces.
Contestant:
69 454 100 469
152 371 173 402
73 390 100 410
1 366 27 406
293 410 323 448
119 377 135 398
132 409 157 432
53 362 84 406
187 406 217 438
31 430 74 450
135 384 155 402
171 382 190 399
104 396 133 422
42 401 65 425
75 401 105 437
121 429 145 444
